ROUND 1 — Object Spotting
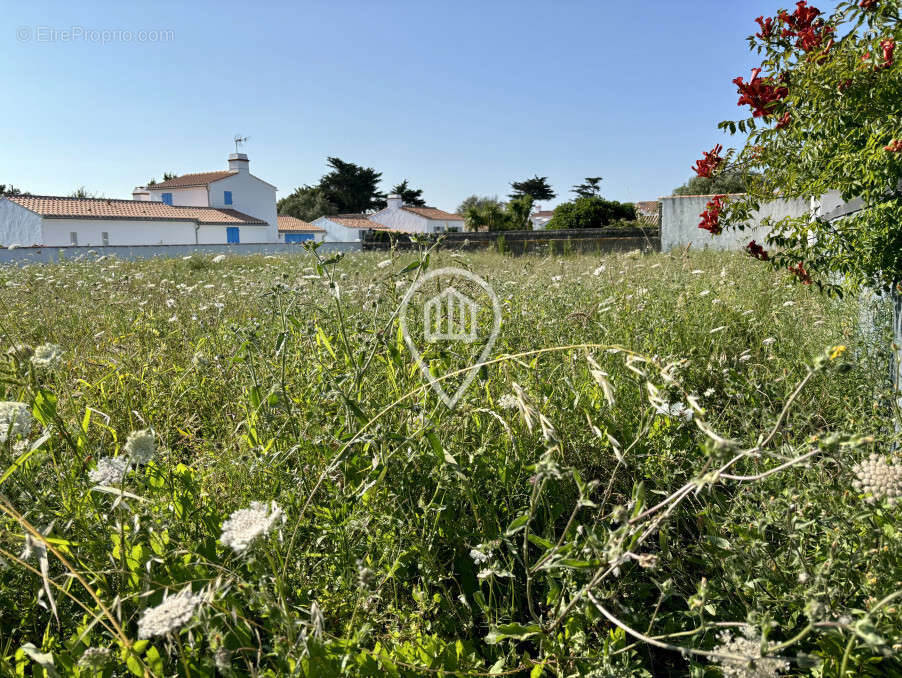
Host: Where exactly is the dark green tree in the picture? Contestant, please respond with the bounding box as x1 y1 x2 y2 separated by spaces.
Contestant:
456 195 503 215
572 177 604 198
0 184 26 197
671 170 752 196
319 157 385 213
509 175 556 202
464 195 533 231
277 185 337 222
389 179 426 207
146 172 178 187
69 187 102 198
545 196 635 230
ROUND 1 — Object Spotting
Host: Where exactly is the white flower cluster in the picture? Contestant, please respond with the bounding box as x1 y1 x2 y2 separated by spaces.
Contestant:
88 456 131 485
852 454 902 506
5 344 33 362
0 401 31 443
219 501 285 553
78 647 113 670
31 343 63 369
497 394 519 410
137 587 204 639
124 430 156 465
655 401 693 422
713 628 789 678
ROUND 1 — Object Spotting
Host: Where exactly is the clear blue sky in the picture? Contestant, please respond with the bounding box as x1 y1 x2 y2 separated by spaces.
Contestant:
1 0 836 211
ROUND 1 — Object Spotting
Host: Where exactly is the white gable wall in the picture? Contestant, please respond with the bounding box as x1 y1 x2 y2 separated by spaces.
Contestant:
146 186 209 207
41 218 199 246
314 217 368 243
209 174 278 242
369 207 462 233
0 199 42 246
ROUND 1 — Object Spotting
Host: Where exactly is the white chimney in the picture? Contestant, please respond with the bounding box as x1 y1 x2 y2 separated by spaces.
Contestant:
132 186 150 201
228 153 250 173
387 194 402 210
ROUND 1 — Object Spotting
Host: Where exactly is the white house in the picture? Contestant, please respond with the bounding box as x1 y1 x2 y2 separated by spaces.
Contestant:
312 214 396 243
133 153 279 243
277 214 325 244
0 195 268 247
530 210 555 230
0 152 280 247
368 195 464 233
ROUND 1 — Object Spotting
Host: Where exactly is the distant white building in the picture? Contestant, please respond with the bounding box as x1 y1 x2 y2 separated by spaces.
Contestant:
530 210 555 230
368 195 464 233
277 214 325 244
312 214 396 243
133 153 278 243
0 152 279 247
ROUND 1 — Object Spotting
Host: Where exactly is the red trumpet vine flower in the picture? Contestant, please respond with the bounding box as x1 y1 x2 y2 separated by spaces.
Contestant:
881 39 895 67
698 195 726 235
885 140 902 152
692 144 724 178
747 240 770 261
778 1 822 34
755 16 775 39
775 112 792 129
859 0 878 8
788 261 812 284
734 68 789 117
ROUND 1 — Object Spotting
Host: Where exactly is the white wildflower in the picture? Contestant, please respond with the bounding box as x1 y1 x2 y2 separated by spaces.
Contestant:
592 265 605 275
477 567 514 580
691 269 704 274
551 275 563 283
78 647 113 670
124 430 155 465
712 627 789 678
655 402 693 422
212 254 226 263
0 401 32 443
704 388 716 398
762 337 776 346
376 259 392 269
699 289 711 297
137 587 204 639
6 344 33 361
88 456 130 485
470 547 491 565
31 344 63 369
497 394 519 410
219 500 285 553
852 453 902 506
709 326 727 334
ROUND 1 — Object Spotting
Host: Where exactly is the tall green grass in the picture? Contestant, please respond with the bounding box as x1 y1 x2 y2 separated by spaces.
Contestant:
0 247 898 677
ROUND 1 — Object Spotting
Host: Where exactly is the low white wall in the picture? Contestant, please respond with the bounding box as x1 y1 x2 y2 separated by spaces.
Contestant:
661 194 811 252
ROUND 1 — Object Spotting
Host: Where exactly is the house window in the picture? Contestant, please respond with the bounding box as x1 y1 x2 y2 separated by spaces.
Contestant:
224 191 233 205
226 227 240 244
447 226 460 233
161 192 173 205
101 232 109 246
69 232 78 246
285 233 313 243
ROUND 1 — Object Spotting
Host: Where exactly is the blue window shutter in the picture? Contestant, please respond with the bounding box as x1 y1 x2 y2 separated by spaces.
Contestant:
224 191 232 205
286 233 313 243
161 193 173 205
226 227 240 244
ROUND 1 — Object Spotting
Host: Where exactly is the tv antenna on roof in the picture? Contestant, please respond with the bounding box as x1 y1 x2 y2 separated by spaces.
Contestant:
233 135 249 153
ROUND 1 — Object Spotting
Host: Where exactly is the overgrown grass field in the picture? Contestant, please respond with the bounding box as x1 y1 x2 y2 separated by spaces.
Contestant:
0 248 899 677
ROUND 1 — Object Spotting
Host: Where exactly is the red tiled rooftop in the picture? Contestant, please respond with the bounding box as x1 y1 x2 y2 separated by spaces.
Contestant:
148 171 236 189
400 206 464 221
9 195 266 225
277 214 325 232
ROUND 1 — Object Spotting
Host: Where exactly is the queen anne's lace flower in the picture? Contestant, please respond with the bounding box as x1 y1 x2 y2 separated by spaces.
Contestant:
852 453 902 505
713 627 789 678
0 401 31 443
137 587 204 638
655 401 693 422
124 430 155 465
219 501 284 553
30 344 63 369
88 456 131 485
78 647 113 670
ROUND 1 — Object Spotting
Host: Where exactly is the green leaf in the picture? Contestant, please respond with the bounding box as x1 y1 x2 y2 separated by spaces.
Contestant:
485 623 543 644
505 513 530 536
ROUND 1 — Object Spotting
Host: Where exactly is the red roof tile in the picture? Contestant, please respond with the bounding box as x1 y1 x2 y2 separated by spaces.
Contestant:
9 195 266 225
278 215 325 232
148 171 236 189
401 206 464 221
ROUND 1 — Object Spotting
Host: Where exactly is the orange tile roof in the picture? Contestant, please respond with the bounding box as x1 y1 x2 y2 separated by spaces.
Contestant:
9 195 266 225
531 210 555 218
326 214 380 229
401 206 464 221
278 215 325 232
148 171 236 189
